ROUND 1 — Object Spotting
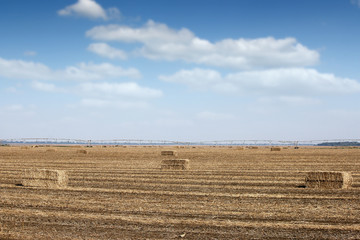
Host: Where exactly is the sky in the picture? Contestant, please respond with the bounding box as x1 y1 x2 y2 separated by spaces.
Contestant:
1 0 360 141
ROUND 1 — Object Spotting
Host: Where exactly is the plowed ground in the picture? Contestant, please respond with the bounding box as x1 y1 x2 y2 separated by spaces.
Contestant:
0 146 360 239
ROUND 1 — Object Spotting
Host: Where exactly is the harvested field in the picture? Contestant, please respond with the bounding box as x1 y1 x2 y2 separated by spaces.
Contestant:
1 146 360 239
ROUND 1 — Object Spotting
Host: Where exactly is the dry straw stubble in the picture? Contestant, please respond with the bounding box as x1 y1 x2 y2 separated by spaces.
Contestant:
161 159 189 170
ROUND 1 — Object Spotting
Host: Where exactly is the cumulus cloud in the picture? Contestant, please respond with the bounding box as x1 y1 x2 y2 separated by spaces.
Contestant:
31 81 162 109
58 0 120 20
76 82 162 109
79 82 163 99
67 62 140 80
88 43 127 59
159 68 222 90
0 56 161 109
0 57 52 80
86 20 319 69
0 57 141 81
31 81 64 92
160 68 360 96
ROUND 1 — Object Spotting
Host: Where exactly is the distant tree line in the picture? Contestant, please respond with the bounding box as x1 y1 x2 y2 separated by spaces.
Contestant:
317 141 360 146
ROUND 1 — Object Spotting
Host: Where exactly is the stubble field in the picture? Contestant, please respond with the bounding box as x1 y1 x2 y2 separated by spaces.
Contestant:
0 145 360 239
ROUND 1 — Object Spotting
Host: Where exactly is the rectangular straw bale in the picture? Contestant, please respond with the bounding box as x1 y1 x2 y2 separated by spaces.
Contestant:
161 150 178 157
76 149 88 154
161 159 189 170
22 169 68 188
271 147 281 151
305 171 352 189
250 146 259 149
236 146 245 150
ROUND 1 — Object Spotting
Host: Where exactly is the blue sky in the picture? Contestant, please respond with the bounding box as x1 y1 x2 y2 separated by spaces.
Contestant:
1 0 360 141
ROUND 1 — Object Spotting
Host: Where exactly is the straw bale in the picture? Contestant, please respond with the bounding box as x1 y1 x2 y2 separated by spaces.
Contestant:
236 147 245 150
250 146 259 149
305 171 352 189
161 150 178 157
22 169 68 188
271 147 281 151
76 149 88 154
161 159 189 170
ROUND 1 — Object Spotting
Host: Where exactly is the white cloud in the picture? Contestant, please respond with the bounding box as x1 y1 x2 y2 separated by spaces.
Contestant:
31 81 60 92
0 57 52 80
66 62 140 80
0 57 141 81
160 68 360 96
159 68 222 90
74 82 162 109
86 20 319 69
58 0 107 20
24 51 37 56
88 43 127 59
79 82 163 99
225 68 360 95
58 0 121 20
30 81 162 109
